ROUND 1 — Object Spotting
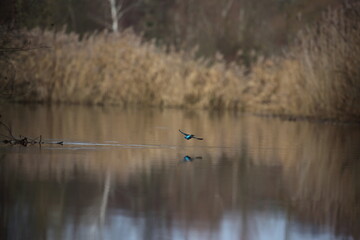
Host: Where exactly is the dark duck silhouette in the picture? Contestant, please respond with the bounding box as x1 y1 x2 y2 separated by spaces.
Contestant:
179 129 203 140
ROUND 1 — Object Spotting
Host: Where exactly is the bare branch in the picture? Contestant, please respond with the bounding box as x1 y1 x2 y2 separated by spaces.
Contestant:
0 117 64 146
88 13 113 30
221 0 235 18
117 1 141 19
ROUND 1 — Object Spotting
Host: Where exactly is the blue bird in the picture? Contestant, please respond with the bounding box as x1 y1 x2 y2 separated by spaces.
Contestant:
182 155 203 162
179 129 203 140
183 155 193 162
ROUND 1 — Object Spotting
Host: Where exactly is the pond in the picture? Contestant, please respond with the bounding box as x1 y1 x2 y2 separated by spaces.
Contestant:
0 104 359 240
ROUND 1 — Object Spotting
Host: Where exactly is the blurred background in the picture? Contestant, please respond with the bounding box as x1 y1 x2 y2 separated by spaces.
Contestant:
0 0 345 64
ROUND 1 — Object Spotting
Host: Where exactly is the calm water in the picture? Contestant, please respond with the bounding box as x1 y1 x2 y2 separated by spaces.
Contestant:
0 104 359 240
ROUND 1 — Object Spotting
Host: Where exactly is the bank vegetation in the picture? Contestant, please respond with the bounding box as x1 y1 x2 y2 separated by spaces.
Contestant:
1 2 360 121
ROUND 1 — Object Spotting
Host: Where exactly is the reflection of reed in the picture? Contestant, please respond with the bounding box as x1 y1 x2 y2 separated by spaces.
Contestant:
242 117 360 239
0 104 248 180
1 104 359 239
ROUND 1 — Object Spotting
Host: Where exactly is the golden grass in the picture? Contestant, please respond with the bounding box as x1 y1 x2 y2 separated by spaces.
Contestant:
3 3 360 120
8 28 245 109
242 2 360 119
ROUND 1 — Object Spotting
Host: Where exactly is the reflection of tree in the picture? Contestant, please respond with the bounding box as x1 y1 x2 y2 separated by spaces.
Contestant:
109 151 287 239
0 106 359 239
0 160 108 240
242 117 360 240
100 170 111 226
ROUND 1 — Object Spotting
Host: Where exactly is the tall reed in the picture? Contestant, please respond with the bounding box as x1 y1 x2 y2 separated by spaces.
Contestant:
8 28 245 109
243 2 360 120
2 3 360 120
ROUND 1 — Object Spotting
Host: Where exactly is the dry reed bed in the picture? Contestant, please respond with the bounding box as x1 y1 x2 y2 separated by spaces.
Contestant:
4 3 360 120
9 29 245 109
243 2 360 119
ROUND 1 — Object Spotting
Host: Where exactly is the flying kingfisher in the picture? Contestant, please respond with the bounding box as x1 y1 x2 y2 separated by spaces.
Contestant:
178 129 203 140
182 155 203 162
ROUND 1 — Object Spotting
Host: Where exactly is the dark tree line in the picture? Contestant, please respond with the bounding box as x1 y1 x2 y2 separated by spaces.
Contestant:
1 0 345 63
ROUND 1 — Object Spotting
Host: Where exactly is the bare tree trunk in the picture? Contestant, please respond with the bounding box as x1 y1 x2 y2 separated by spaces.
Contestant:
109 0 119 33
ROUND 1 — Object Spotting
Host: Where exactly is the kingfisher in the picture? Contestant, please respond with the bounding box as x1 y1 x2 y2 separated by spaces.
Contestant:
182 155 203 162
183 155 193 162
179 129 203 140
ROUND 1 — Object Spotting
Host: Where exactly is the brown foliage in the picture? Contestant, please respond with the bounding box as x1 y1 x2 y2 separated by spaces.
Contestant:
242 2 360 120
2 3 360 120
7 28 245 109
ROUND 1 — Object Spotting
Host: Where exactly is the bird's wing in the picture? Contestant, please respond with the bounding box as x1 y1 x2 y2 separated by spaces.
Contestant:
193 136 203 140
179 129 188 136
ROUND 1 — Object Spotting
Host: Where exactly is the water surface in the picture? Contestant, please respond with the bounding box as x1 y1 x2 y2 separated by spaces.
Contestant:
0 104 359 240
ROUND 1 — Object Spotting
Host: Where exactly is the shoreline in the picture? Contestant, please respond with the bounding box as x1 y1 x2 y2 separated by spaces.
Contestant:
2 101 360 124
